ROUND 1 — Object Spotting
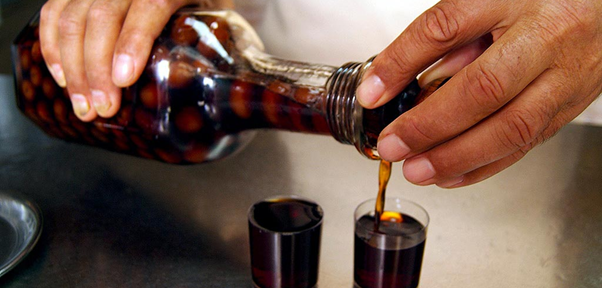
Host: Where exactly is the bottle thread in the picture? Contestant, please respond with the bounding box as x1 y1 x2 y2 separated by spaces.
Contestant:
325 59 375 158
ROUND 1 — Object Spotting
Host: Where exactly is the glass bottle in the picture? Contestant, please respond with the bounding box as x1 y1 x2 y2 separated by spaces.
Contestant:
12 8 443 164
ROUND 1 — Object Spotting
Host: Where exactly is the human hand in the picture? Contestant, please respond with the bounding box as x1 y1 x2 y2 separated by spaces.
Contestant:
39 0 233 121
357 0 602 188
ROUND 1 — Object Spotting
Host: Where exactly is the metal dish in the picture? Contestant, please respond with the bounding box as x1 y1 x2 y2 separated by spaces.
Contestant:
0 192 42 278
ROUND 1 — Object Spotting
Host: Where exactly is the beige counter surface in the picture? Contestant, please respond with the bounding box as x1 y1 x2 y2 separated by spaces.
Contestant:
1 1 601 287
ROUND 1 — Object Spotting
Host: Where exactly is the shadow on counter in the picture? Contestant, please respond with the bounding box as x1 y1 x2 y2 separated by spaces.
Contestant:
556 125 602 288
0 130 294 287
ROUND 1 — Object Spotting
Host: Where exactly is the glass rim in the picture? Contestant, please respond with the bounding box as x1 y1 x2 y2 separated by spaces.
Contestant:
354 197 429 235
248 195 324 235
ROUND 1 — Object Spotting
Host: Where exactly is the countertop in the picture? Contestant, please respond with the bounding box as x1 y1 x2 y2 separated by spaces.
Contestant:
1 1 602 287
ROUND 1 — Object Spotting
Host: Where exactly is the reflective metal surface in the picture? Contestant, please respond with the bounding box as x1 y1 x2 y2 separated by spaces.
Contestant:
0 192 42 278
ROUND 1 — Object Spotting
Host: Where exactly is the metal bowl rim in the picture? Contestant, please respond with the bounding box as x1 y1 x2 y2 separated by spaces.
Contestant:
0 192 43 278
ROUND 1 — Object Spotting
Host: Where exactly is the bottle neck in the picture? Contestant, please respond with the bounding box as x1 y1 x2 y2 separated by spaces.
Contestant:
230 52 427 160
209 48 337 136
238 49 381 158
223 50 370 148
242 46 337 88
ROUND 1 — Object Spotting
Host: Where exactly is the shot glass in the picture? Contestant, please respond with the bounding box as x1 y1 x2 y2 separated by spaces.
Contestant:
248 196 323 288
354 198 429 288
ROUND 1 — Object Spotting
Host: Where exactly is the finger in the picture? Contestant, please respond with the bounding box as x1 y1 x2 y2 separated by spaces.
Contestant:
445 92 601 188
418 35 491 87
377 19 557 162
112 0 193 87
84 0 132 118
357 0 516 108
39 0 71 87
400 69 570 186
437 149 528 188
58 0 98 121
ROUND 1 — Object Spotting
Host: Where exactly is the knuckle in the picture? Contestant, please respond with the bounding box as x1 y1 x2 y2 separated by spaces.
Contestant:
39 6 56 60
58 12 82 37
509 149 528 163
555 1 594 33
517 141 536 155
538 117 564 146
498 108 545 150
528 1 595 47
40 3 53 23
380 47 414 80
528 20 562 48
421 2 462 46
464 62 507 108
87 4 114 23
118 29 154 52
40 39 56 60
403 114 437 144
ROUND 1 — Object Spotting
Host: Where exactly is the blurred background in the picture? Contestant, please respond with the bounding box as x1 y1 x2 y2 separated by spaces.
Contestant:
1 1 601 287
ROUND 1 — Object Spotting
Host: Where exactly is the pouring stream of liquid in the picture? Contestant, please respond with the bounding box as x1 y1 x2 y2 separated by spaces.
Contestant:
374 160 392 229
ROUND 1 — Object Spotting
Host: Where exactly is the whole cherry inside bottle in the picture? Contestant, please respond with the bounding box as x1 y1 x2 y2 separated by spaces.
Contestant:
12 7 444 164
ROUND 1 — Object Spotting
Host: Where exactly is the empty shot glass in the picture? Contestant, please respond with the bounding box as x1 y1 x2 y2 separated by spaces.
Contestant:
248 196 323 288
354 198 429 288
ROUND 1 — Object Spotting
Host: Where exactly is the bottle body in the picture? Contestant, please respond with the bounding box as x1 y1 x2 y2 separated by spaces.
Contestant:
12 8 432 164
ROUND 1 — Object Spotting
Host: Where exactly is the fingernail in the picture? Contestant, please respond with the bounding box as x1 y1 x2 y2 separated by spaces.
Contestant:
378 134 411 161
51 64 66 87
71 94 90 117
357 74 385 107
92 90 111 115
113 54 134 86
403 157 436 184
437 176 465 188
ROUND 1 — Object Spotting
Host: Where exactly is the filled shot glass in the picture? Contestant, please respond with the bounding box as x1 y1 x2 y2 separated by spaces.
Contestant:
248 196 323 288
354 198 429 288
